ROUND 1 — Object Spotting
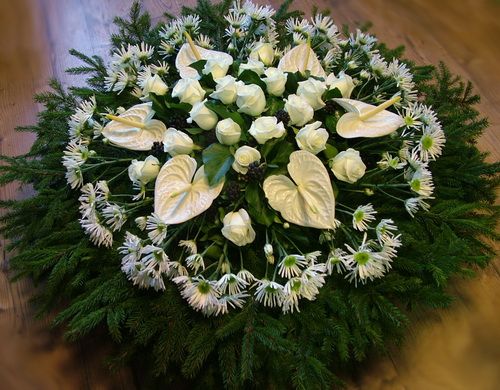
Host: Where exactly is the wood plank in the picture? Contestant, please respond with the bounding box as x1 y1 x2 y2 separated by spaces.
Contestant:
0 0 498 389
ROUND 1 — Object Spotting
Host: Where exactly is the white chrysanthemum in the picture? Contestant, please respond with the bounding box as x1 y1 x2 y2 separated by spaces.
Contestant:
217 273 248 295
65 165 83 189
150 61 169 76
352 204 377 231
282 278 302 314
242 0 275 20
285 17 313 36
376 219 398 243
409 169 434 197
185 253 205 273
131 42 154 61
300 263 327 300
237 269 255 283
349 29 377 50
195 34 213 49
80 211 113 248
368 52 388 78
405 196 432 217
110 44 137 68
416 126 446 161
102 202 127 231
377 152 406 170
63 140 92 168
326 248 348 275
210 292 249 316
167 261 189 278
386 59 417 100
119 232 143 269
343 235 388 286
254 279 284 307
176 276 221 313
179 240 197 255
146 213 168 244
278 254 308 279
79 183 97 217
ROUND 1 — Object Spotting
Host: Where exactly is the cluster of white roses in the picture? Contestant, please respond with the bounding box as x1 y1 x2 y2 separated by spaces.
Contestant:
63 1 445 316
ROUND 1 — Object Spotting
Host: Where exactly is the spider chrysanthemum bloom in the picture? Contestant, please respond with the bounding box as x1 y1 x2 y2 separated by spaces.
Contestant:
352 204 377 231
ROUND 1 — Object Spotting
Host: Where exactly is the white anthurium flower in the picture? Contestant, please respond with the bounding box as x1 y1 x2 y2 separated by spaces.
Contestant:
175 43 234 79
209 75 243 105
330 148 367 183
249 42 274 66
102 103 167 151
221 209 256 246
334 96 405 138
202 56 233 80
163 128 195 156
171 78 205 105
277 43 326 78
128 155 161 186
296 121 329 154
236 84 266 117
249 116 286 144
154 155 224 224
238 59 266 76
216 118 241 145
284 94 314 126
141 74 168 96
262 67 288 96
187 100 218 130
326 72 355 98
263 151 336 229
297 78 327 110
232 146 261 174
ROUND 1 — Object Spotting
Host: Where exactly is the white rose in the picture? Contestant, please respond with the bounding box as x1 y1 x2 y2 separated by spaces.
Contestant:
284 94 314 126
216 118 241 145
142 74 168 96
296 121 329 155
326 72 355 98
263 67 287 96
238 59 265 76
236 84 266 117
202 56 233 80
249 42 274 66
221 209 256 246
171 78 205 105
249 116 286 144
330 148 367 183
163 128 194 156
296 78 327 110
187 100 218 130
209 76 242 105
128 155 160 185
232 146 261 174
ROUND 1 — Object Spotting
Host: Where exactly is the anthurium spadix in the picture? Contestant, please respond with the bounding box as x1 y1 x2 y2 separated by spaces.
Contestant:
263 150 336 229
102 103 167 150
176 32 234 79
278 42 326 78
334 96 405 138
154 155 224 225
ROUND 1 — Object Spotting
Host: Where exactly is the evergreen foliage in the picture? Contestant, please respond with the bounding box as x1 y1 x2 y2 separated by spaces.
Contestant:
0 1 498 388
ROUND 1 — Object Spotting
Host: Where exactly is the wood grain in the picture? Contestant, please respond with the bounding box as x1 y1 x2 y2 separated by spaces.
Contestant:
0 0 498 388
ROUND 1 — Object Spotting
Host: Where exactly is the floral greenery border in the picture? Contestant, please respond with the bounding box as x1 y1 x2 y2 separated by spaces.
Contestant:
1 1 498 388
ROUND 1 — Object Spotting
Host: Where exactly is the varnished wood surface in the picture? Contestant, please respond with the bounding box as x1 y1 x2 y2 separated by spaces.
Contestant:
0 0 498 389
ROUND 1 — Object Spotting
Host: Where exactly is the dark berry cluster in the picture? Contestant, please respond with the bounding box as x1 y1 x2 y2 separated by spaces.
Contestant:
150 141 164 158
204 130 218 145
275 109 290 126
168 112 188 129
323 100 337 115
246 162 266 181
224 181 241 201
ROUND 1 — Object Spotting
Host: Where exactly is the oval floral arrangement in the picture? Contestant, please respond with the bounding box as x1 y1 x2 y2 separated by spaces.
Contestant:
2 1 498 388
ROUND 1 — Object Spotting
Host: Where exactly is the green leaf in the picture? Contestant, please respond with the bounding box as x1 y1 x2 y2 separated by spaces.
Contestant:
245 182 275 226
284 71 300 93
325 115 338 132
238 69 266 90
323 87 342 101
266 96 285 116
185 127 205 135
261 139 294 166
188 59 207 75
323 144 338 159
205 101 245 128
202 143 234 186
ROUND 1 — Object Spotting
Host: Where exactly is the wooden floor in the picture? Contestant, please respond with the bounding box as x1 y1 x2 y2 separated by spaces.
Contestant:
0 0 498 389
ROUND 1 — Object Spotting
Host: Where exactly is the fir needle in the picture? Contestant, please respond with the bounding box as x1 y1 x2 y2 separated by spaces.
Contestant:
358 95 401 121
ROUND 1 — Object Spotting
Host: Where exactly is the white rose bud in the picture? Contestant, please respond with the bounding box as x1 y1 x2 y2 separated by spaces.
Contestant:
249 116 286 144
142 74 168 96
221 209 256 246
209 75 243 105
330 148 367 184
171 78 205 105
202 56 233 80
264 243 274 264
284 94 314 126
232 146 261 174
296 121 329 155
238 59 265 76
128 155 160 186
216 118 241 145
326 72 355 98
163 128 195 156
263 67 287 96
236 84 266 117
187 100 218 130
249 42 274 66
296 78 327 110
